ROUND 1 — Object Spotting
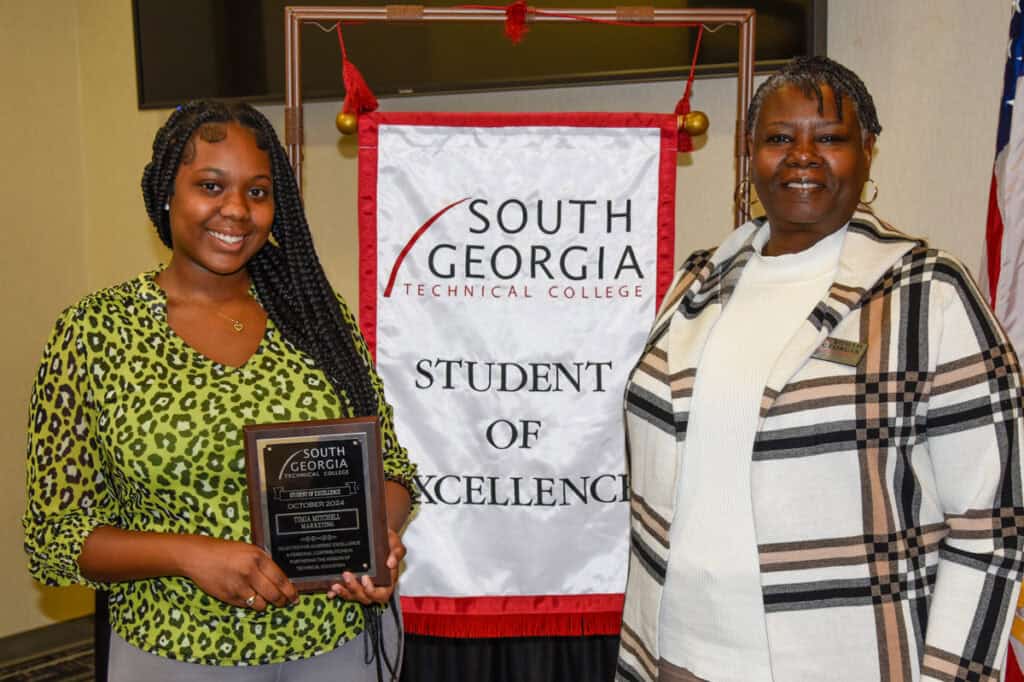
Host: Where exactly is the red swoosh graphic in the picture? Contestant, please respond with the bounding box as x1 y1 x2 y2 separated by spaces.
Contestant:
383 197 470 297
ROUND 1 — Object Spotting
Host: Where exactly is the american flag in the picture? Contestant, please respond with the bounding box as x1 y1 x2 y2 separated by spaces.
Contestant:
982 5 1024 681
982 4 1024 352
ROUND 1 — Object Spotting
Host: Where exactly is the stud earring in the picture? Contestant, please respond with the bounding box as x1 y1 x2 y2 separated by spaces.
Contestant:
164 202 170 211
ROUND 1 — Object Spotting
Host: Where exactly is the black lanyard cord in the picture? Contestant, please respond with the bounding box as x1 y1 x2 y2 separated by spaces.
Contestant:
361 595 402 682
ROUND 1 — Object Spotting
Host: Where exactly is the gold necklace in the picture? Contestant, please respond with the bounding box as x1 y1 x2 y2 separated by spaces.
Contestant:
215 310 245 333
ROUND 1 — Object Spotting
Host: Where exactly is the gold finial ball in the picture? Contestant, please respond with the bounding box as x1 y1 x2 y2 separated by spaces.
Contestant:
336 111 358 135
679 110 710 137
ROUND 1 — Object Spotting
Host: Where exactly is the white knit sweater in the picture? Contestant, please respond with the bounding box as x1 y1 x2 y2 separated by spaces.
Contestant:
659 224 847 681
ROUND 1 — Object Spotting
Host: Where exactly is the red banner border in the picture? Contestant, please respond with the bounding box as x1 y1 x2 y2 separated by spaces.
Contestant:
358 111 678 357
357 112 677 637
400 593 625 638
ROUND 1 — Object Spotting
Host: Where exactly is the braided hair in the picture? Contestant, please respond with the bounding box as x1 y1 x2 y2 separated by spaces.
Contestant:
747 56 882 138
141 100 379 417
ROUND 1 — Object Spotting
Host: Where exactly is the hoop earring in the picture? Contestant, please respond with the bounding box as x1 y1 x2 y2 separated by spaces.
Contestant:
860 178 878 206
734 177 760 210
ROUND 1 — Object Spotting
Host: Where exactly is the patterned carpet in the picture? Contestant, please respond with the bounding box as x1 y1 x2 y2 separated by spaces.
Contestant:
0 617 94 682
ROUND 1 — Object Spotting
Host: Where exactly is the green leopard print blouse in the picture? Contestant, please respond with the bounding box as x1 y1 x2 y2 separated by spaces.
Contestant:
23 270 417 666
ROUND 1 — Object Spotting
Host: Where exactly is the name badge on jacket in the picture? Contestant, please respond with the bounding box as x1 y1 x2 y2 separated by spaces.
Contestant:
812 337 867 367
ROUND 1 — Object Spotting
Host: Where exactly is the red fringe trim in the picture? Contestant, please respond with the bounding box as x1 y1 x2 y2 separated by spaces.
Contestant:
402 594 624 638
403 610 622 638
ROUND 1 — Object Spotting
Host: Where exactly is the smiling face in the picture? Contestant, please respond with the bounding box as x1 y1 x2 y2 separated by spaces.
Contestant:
749 83 874 250
166 122 274 280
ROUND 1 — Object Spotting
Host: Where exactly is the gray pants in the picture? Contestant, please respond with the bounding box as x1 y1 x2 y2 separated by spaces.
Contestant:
108 610 402 682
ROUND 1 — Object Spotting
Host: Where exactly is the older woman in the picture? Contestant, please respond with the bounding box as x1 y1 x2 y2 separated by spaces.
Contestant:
618 57 1024 682
24 101 416 681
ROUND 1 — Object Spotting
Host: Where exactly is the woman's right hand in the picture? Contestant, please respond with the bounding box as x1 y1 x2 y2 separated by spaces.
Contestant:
177 535 299 611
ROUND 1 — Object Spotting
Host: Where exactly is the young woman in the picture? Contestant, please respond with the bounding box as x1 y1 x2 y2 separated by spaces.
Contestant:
24 101 416 681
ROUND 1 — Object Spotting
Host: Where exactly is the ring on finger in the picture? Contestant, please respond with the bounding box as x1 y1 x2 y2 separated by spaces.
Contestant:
244 594 257 608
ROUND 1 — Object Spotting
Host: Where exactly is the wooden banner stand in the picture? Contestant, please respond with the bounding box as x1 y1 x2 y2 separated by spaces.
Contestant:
283 5 757 225
280 6 757 682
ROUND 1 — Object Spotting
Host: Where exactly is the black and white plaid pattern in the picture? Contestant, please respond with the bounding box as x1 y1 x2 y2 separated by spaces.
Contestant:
619 212 1024 682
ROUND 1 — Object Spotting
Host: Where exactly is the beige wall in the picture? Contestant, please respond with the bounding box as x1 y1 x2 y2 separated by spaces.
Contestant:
77 2 169 291
1 0 95 635
828 0 1008 265
0 0 1012 638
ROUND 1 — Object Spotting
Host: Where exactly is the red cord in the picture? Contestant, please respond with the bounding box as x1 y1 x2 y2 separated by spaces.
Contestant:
460 3 700 28
683 25 704 105
336 22 348 60
332 4 705 124
461 1 705 113
336 22 379 115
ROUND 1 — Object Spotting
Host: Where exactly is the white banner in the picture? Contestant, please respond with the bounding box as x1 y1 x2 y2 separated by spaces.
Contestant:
358 112 676 636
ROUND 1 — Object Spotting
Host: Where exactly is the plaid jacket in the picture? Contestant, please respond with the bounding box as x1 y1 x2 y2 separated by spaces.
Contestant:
618 212 1024 682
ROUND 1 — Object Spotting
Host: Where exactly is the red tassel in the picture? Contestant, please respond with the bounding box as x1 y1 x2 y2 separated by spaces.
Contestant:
672 25 704 153
342 59 379 115
505 0 529 44
674 96 693 153
338 23 378 115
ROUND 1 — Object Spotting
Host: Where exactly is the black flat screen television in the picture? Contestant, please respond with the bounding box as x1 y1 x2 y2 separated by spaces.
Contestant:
132 1 826 109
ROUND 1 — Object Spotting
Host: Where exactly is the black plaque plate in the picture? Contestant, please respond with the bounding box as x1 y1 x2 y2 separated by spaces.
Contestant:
243 417 390 593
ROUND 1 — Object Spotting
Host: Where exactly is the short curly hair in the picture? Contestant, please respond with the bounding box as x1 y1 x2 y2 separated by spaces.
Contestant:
747 56 882 138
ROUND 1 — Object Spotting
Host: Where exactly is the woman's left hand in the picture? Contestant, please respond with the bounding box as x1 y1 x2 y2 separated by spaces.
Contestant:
327 529 405 604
